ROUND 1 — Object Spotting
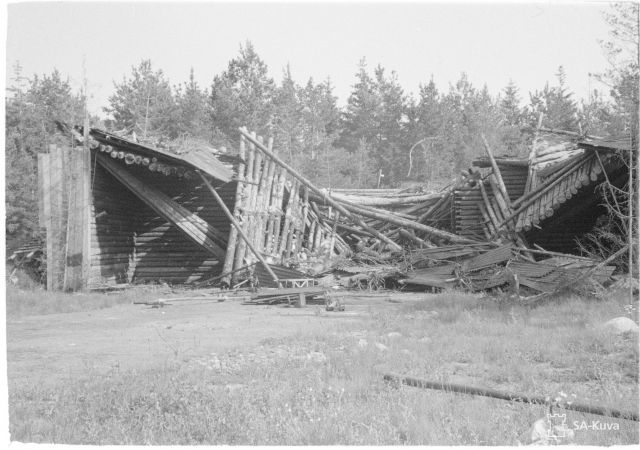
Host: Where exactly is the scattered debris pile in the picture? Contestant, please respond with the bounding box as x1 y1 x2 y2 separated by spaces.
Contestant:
30 122 631 298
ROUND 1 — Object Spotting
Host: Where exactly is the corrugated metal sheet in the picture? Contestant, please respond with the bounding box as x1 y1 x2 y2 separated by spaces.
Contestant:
463 245 513 271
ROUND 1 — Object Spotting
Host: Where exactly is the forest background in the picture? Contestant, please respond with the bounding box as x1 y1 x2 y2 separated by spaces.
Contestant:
5 3 638 252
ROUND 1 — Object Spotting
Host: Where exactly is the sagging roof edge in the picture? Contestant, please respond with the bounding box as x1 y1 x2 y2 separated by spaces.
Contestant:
87 127 235 183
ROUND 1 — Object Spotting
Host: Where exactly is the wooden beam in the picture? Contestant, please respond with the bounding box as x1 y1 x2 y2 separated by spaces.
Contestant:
198 171 281 287
221 136 246 286
481 135 511 208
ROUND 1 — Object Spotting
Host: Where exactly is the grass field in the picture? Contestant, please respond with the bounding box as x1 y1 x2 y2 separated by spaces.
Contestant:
6 286 639 445
5 284 165 317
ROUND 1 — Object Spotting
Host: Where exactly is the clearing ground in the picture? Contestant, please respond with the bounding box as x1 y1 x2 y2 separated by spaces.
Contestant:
6 286 639 445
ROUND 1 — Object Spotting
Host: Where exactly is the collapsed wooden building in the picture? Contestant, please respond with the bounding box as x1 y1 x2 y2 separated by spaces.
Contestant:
38 126 348 291
35 123 631 295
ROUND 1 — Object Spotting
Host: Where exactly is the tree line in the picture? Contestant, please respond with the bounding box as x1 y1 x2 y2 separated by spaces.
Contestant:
6 4 638 250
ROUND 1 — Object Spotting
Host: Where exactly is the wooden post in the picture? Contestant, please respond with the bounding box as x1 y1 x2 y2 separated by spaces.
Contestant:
279 180 298 258
259 139 276 252
329 210 339 255
222 135 246 286
82 144 91 290
39 152 53 290
264 166 280 255
481 135 511 208
478 181 500 233
270 168 287 255
198 172 281 288
243 135 262 263
234 135 255 276
49 145 65 290
64 147 87 291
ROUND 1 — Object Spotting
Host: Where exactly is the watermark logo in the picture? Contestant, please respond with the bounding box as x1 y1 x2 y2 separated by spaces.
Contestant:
572 420 620 431
546 413 571 440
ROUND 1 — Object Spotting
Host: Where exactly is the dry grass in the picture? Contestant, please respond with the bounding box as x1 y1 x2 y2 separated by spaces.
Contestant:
5 285 166 317
7 288 639 445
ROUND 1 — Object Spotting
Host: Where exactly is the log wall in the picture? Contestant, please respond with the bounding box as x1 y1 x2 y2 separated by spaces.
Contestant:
89 153 236 288
89 163 141 288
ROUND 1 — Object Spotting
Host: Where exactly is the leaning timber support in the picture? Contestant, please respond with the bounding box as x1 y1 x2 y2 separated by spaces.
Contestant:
239 127 402 251
481 134 511 208
198 171 281 288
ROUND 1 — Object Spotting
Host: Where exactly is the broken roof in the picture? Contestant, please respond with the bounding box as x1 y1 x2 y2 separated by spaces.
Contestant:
88 127 236 183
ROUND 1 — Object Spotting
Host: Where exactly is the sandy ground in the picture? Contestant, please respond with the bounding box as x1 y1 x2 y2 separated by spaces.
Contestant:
6 292 410 387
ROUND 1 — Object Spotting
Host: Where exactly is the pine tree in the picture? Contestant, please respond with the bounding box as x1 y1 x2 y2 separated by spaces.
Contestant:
528 66 579 131
499 80 528 155
298 77 341 184
272 64 302 163
105 60 178 140
339 58 380 153
372 65 409 185
5 66 84 249
210 41 276 146
174 67 209 139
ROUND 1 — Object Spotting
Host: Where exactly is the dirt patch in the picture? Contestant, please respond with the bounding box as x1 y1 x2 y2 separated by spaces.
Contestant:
6 293 395 388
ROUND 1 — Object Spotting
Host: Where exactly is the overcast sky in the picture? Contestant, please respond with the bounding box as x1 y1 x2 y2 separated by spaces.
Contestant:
6 1 615 117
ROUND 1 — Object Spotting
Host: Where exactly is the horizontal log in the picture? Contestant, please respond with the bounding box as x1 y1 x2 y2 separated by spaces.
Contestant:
132 275 209 283
133 266 219 274
310 193 474 244
324 191 442 206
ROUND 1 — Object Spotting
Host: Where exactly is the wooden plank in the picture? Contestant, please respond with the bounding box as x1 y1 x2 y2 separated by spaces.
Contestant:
82 146 92 290
278 181 297 257
37 153 46 226
64 146 91 291
64 148 79 290
49 145 65 290
39 152 53 290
